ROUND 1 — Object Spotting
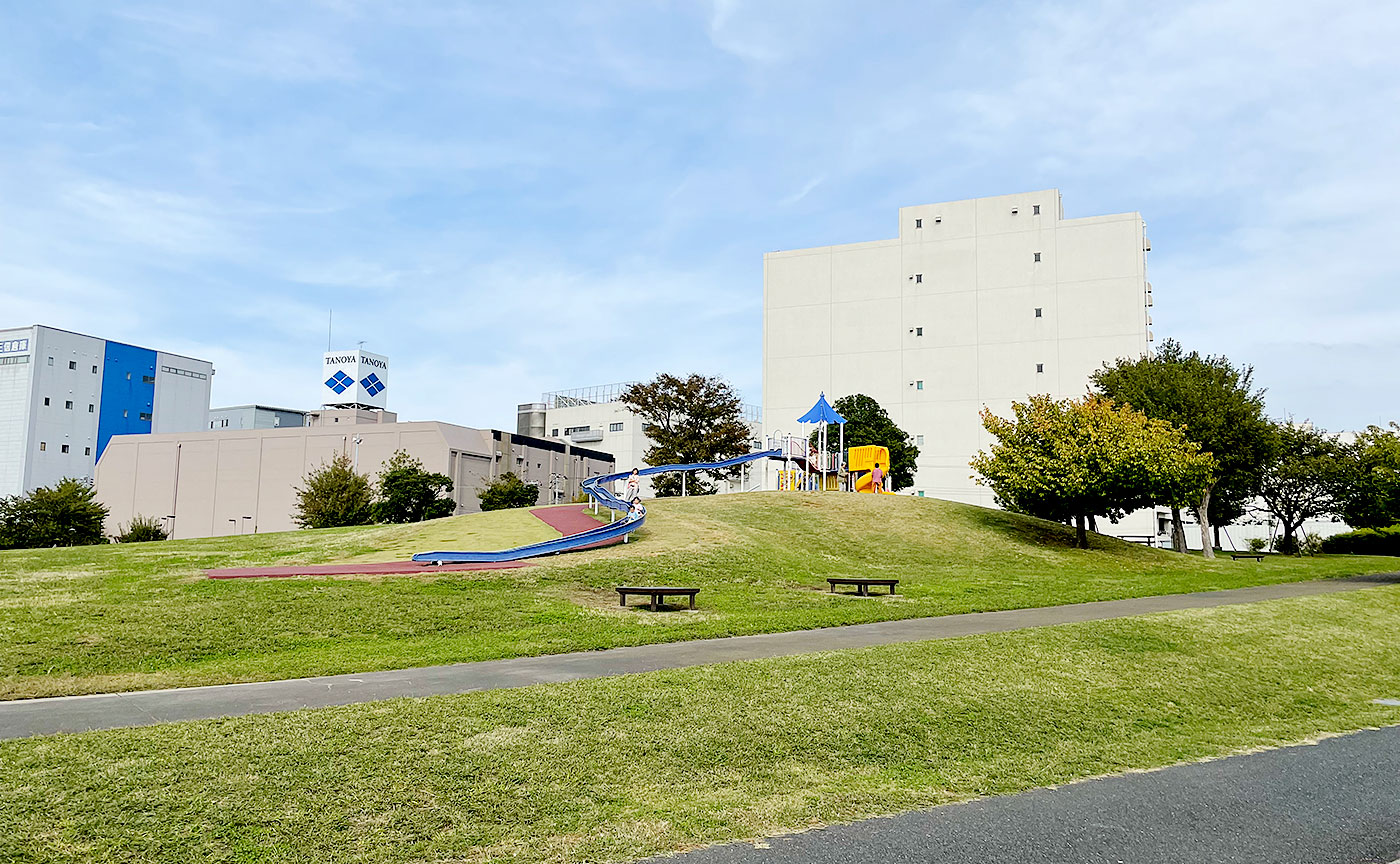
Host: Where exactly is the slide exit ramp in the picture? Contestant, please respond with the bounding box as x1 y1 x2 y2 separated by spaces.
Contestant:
411 449 782 564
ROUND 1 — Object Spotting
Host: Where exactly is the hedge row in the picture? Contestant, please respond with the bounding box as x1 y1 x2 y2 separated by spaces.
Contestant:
1320 525 1400 556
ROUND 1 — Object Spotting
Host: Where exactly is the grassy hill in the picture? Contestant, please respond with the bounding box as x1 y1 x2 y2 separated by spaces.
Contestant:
1 493 1396 699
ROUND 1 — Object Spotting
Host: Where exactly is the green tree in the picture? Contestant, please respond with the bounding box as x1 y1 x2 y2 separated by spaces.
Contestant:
293 452 374 529
116 514 168 543
477 472 540 511
972 395 1214 549
372 450 455 523
0 478 109 549
1256 421 1348 554
1338 422 1400 529
811 394 920 491
621 373 752 497
1091 339 1273 559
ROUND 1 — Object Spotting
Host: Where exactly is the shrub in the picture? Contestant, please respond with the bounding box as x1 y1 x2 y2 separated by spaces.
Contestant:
117 514 168 543
293 452 374 529
477 472 539 511
372 450 455 523
1320 525 1400 556
1246 537 1267 553
0 478 108 549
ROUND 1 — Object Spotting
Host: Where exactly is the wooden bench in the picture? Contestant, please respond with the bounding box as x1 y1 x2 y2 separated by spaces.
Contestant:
617 586 699 611
1231 553 1265 562
828 577 899 596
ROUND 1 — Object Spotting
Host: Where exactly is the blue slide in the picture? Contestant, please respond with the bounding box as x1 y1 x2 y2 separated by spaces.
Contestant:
411 449 783 564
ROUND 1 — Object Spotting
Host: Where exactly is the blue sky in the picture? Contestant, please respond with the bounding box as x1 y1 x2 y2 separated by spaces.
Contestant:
1 1 1396 432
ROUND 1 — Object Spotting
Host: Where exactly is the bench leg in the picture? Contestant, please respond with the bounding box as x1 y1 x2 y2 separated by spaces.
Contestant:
689 594 695 610
859 584 868 596
889 585 896 595
620 594 626 607
651 594 659 612
829 583 834 593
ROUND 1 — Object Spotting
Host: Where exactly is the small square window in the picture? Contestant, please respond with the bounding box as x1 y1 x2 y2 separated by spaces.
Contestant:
916 380 924 390
68 360 76 370
1033 204 1041 215
61 444 70 453
43 397 50 406
64 400 73 409
1033 252 1042 262
47 357 54 366
91 365 98 373
84 447 91 456
916 435 925 446
918 491 925 497
142 375 155 384
551 429 559 437
1011 207 1019 215
914 218 922 228
915 327 923 336
139 412 152 421
934 216 942 223
39 441 46 451
914 274 922 284
1036 363 1045 373
88 403 94 412
1035 308 1043 318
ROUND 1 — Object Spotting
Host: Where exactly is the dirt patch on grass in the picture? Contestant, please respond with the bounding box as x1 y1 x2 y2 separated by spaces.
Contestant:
555 587 722 622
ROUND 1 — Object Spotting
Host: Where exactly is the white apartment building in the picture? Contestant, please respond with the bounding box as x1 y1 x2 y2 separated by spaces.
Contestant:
763 190 1153 519
0 325 213 497
519 383 763 497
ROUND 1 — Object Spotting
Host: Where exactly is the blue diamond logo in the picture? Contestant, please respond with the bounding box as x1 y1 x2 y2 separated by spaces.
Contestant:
325 371 354 394
360 373 385 396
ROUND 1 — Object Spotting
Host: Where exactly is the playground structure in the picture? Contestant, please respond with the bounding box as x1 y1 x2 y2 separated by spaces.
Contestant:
412 392 898 565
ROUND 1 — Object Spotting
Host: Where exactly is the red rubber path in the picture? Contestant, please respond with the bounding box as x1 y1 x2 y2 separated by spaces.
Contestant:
204 506 608 579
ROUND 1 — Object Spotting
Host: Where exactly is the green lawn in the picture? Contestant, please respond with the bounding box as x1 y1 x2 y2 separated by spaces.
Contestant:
2 586 1399 863
1 493 1397 698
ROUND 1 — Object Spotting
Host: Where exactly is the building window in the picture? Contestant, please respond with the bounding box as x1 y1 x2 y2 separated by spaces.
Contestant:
91 365 97 373
916 434 925 446
914 274 922 284
609 422 624 432
142 375 155 384
68 360 76 370
1036 363 1045 373
39 441 46 451
1034 252 1042 262
914 218 922 228
918 491 925 497
87 404 94 412
139 412 152 421
122 409 128 418
43 397 50 406
1033 204 1041 215
1035 307 1043 318
564 425 590 434
47 357 54 366
934 216 942 223
551 429 559 437
84 447 91 456
915 326 923 336
64 400 73 410
916 380 924 390
61 444 69 453
126 372 131 380
1011 207 1019 215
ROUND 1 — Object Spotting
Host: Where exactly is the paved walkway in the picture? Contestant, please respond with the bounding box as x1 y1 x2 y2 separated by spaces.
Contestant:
1 574 1394 740
643 724 1400 864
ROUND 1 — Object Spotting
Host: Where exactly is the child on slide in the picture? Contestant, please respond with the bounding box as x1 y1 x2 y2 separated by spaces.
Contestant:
871 462 885 493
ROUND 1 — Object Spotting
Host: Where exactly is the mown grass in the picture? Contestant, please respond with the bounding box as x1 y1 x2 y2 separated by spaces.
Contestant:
2 586 1399 863
1 493 1397 698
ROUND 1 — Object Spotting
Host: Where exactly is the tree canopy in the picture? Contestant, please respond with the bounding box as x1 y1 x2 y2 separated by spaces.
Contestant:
1256 421 1348 554
0 478 109 549
477 472 540 511
1091 339 1272 558
373 450 455 523
811 394 920 491
1338 423 1400 529
293 452 374 529
972 395 1214 548
621 373 752 496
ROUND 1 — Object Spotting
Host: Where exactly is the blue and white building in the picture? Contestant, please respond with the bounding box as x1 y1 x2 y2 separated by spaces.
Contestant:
0 325 214 497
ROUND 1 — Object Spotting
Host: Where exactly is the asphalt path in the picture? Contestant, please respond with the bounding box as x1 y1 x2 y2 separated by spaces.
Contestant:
644 724 1400 864
1 574 1395 740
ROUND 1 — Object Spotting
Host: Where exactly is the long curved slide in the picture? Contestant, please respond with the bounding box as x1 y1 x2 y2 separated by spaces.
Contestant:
411 449 783 564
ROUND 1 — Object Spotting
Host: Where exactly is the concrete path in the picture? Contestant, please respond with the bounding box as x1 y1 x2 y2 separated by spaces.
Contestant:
1 574 1394 740
644 723 1400 864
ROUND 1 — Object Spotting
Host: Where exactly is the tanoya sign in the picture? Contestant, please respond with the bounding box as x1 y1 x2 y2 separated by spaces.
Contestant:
323 349 389 409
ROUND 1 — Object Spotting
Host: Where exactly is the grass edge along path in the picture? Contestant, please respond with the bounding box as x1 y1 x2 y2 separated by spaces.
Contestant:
3 585 1400 863
6 494 1400 700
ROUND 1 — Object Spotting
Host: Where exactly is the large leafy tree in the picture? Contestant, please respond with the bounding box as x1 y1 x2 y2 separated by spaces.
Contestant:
293 452 374 529
972 395 1214 549
621 373 752 497
1256 421 1348 554
1339 422 1400 529
373 450 455 523
0 478 109 549
1091 339 1273 558
811 394 920 491
477 472 540 511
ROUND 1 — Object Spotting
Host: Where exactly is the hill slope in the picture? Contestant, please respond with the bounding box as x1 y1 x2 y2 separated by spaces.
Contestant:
1 493 1395 698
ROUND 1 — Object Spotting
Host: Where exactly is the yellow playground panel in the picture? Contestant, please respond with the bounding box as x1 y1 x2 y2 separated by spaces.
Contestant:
848 445 893 494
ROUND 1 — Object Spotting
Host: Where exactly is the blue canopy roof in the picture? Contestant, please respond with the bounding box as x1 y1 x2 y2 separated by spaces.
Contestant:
797 392 846 425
